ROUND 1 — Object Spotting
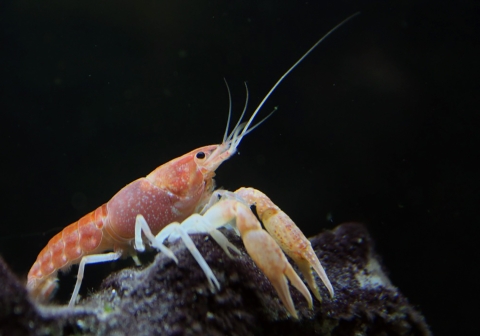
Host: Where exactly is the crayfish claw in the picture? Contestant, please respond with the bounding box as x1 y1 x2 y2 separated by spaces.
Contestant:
294 255 323 302
241 229 312 318
269 271 298 319
305 250 334 298
235 187 334 300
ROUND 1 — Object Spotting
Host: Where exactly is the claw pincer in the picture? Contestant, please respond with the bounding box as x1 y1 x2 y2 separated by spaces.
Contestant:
199 188 333 318
236 188 334 300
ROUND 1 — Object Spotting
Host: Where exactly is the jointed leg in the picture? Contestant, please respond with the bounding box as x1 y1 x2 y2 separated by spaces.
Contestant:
166 213 241 258
135 214 220 291
134 214 178 264
69 251 122 307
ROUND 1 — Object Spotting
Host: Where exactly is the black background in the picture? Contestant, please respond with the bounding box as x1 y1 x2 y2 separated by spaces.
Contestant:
1 1 478 335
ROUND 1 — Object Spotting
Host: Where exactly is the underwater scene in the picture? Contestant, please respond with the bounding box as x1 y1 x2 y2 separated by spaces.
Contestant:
1 1 477 335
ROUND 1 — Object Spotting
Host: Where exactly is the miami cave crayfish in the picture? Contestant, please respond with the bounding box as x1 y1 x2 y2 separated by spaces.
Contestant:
27 13 358 318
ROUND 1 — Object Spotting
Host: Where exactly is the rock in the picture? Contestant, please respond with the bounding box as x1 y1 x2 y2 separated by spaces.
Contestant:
0 223 431 335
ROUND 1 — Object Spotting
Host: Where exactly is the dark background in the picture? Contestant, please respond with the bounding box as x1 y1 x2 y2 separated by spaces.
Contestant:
1 1 478 334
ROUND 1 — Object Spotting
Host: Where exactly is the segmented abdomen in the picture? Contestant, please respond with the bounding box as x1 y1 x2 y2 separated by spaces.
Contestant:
27 204 110 300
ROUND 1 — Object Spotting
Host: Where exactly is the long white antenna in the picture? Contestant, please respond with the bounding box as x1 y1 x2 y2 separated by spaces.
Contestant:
240 12 360 137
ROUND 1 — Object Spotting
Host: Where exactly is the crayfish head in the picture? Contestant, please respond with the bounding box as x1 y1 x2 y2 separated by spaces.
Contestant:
147 144 221 199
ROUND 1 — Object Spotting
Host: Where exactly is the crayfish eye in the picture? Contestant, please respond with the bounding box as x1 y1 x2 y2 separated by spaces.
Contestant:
196 151 206 159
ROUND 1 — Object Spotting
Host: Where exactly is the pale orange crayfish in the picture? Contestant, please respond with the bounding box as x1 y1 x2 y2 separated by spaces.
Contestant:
27 14 358 318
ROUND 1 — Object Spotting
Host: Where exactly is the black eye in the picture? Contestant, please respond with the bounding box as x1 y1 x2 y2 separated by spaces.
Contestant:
196 151 206 159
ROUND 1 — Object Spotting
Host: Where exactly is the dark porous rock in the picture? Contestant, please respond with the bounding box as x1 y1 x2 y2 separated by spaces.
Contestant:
0 223 431 335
